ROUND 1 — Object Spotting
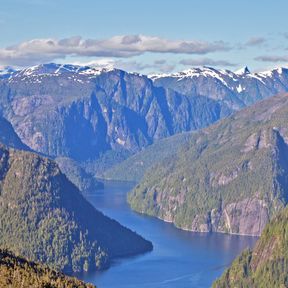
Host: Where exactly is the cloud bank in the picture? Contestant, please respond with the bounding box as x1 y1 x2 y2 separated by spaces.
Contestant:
0 35 231 66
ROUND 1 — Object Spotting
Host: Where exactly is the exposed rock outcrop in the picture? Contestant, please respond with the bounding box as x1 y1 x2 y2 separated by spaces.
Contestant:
213 206 288 287
128 94 288 236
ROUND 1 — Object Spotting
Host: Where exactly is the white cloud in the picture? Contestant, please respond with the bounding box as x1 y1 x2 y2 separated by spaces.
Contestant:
0 35 231 66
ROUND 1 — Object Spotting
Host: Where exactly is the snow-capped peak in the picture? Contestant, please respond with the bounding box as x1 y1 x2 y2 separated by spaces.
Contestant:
234 66 250 76
12 63 119 80
0 66 17 79
150 66 226 80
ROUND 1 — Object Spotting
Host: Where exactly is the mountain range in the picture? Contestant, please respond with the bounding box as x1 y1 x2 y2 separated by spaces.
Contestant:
1 63 288 286
1 64 288 175
151 66 288 110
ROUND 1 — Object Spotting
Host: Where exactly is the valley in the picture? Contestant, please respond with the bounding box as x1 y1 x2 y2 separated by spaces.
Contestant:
0 63 288 287
2 1 288 287
76 181 257 288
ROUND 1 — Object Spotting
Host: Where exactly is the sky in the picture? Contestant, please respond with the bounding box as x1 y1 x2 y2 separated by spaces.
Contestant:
0 0 288 74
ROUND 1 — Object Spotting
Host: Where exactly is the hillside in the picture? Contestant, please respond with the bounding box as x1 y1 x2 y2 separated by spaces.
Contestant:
128 93 288 236
0 116 30 151
0 144 152 273
213 206 288 287
0 249 95 288
1 64 288 175
0 114 103 194
56 157 104 193
103 132 191 181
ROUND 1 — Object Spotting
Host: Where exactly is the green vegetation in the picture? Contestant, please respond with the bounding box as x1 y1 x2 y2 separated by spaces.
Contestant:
213 206 288 288
56 157 104 194
84 149 133 177
0 249 95 288
128 94 288 235
103 132 191 181
0 144 152 273
0 116 29 150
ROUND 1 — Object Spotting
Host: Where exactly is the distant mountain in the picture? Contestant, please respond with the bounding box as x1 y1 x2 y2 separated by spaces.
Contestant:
128 93 288 236
234 66 251 76
213 206 288 287
0 249 95 288
0 63 230 167
0 114 102 193
0 67 16 79
0 144 152 273
0 64 286 172
151 66 288 110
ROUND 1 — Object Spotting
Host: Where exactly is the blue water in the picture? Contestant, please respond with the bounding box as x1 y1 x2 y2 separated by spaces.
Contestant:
79 181 257 288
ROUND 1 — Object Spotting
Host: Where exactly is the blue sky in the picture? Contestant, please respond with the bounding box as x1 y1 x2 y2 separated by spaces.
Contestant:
0 0 288 73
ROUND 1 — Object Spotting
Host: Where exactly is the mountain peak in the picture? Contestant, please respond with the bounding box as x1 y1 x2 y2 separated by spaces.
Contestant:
12 63 123 80
0 66 17 79
234 66 250 75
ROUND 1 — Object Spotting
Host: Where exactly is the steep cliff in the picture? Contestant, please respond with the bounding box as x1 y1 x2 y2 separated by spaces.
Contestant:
1 64 288 175
128 93 288 236
0 64 229 166
213 206 288 287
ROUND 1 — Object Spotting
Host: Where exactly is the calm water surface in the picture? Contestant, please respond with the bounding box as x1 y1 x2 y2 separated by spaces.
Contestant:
78 181 257 288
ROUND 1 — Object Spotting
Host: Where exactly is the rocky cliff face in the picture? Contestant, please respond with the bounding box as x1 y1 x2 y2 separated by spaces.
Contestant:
151 66 288 110
213 205 288 287
0 64 230 164
182 196 270 236
128 94 288 236
1 64 288 170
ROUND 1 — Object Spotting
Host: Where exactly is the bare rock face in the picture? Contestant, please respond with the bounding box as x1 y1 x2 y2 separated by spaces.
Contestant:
220 198 269 235
213 206 288 287
160 198 269 236
203 198 270 236
1 64 288 167
0 64 230 163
